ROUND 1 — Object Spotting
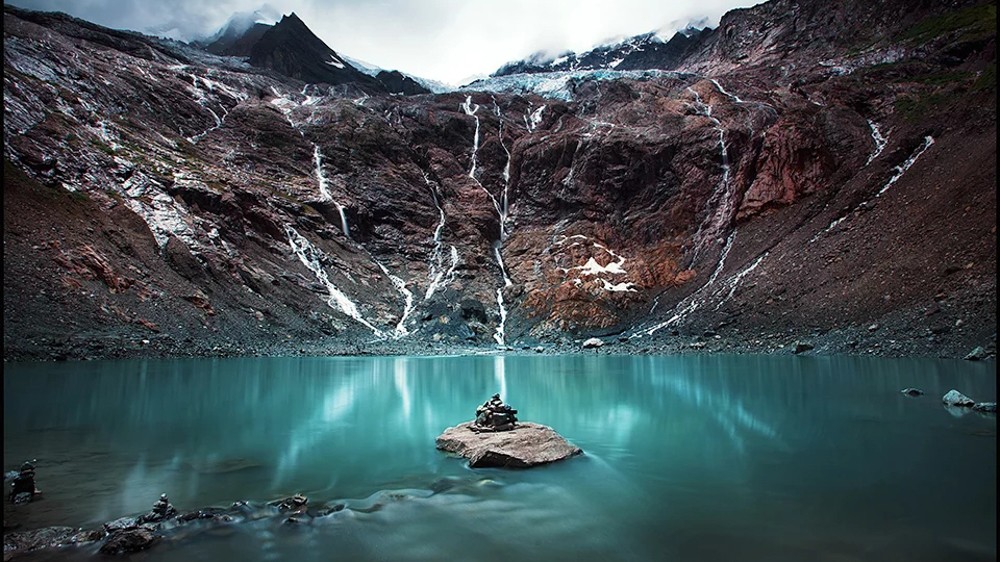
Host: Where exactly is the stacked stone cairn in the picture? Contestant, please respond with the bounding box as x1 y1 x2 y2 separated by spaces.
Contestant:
138 493 178 524
474 394 519 432
8 460 40 504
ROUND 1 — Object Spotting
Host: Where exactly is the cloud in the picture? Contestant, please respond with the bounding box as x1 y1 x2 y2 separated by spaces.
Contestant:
6 0 761 85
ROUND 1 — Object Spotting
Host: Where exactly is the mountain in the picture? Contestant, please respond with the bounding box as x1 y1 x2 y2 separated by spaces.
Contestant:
247 13 382 89
201 13 430 94
2 0 996 361
492 28 705 77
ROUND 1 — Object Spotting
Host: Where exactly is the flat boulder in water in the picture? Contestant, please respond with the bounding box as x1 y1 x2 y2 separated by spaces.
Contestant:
436 422 582 468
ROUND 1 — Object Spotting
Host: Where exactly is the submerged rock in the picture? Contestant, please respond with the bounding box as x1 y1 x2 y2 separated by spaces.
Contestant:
103 516 138 533
972 402 997 413
901 387 925 397
942 389 975 407
436 422 582 468
178 507 231 523
308 503 345 517
269 494 308 513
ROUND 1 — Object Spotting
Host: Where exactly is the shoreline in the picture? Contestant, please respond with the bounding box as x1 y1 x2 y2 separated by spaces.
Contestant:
3 325 995 363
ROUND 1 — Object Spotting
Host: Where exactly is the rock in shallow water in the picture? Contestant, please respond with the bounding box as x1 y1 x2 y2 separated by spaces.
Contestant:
436 422 582 468
942 389 975 407
99 527 158 555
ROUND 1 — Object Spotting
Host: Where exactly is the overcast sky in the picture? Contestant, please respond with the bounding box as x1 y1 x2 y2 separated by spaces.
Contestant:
8 0 761 85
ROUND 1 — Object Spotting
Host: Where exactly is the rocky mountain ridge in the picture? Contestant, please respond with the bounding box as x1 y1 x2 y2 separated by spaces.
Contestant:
491 28 707 77
3 0 996 361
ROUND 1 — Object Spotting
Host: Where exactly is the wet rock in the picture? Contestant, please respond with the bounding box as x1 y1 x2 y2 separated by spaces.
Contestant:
308 503 345 517
178 507 230 522
963 346 987 361
436 422 583 468
11 492 32 505
901 388 925 397
68 528 105 544
972 402 997 413
2 526 77 556
582 337 604 349
792 341 814 354
269 494 308 513
942 389 975 407
103 516 138 533
99 526 158 555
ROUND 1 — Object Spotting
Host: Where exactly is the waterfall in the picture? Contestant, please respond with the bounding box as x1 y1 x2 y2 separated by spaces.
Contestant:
811 135 935 242
865 119 888 166
687 86 737 267
375 260 415 337
312 144 351 239
285 226 383 336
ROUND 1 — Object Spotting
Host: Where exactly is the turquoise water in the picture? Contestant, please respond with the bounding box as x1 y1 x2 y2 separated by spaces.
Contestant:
3 354 996 561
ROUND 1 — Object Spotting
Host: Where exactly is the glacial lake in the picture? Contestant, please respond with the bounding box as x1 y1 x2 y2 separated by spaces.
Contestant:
3 354 996 561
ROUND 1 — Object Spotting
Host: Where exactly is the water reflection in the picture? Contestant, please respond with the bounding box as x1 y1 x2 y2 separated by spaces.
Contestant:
3 354 995 561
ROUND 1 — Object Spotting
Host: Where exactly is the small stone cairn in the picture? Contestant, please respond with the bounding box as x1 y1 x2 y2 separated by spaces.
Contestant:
8 460 41 504
473 394 518 432
138 493 178 524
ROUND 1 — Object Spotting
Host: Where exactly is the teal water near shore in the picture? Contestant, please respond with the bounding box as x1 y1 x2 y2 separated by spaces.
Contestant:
4 354 996 561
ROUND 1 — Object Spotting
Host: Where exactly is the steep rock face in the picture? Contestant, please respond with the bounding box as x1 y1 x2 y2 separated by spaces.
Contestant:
248 13 381 90
2 1 996 359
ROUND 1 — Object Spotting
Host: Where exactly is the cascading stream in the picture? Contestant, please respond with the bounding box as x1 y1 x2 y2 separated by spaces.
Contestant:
285 226 383 337
493 98 513 239
635 231 741 337
865 119 888 166
462 94 514 345
312 145 351 239
810 135 935 242
374 260 415 337
423 173 459 300
686 86 736 267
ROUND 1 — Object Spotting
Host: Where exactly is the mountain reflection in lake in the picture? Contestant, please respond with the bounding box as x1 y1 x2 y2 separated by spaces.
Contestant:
4 354 996 561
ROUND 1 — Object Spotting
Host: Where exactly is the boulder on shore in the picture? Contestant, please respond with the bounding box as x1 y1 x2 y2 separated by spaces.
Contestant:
436 422 582 468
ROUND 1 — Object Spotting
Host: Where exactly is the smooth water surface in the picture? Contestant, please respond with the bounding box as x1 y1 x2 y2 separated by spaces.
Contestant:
4 354 996 561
